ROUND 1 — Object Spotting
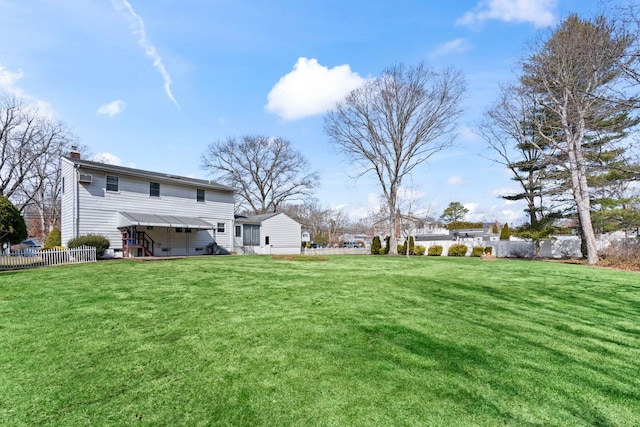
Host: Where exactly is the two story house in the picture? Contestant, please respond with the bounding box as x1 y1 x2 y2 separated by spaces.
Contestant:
61 153 235 257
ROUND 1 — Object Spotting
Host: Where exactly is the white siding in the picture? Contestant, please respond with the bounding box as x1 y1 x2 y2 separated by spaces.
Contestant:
60 158 235 254
60 159 76 247
261 213 301 255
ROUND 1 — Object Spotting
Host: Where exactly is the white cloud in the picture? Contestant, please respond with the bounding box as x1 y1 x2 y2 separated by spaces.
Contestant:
0 65 55 116
398 187 426 201
0 66 24 90
461 200 526 224
266 57 365 120
431 38 471 57
447 176 466 186
490 186 520 198
111 0 179 108
500 208 524 224
458 126 480 142
92 152 123 165
97 99 126 117
456 0 557 28
340 192 382 221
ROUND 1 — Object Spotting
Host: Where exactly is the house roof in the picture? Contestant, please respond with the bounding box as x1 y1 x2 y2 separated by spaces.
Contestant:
234 212 281 224
415 235 456 242
118 212 215 229
63 156 234 192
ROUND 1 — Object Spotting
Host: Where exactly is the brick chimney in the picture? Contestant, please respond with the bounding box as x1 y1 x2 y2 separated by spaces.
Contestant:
69 146 81 159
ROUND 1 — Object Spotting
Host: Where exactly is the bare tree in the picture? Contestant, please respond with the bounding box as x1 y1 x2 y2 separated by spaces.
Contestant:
327 208 350 246
397 187 428 257
325 62 465 255
281 199 330 244
201 135 319 214
0 94 75 238
519 14 638 265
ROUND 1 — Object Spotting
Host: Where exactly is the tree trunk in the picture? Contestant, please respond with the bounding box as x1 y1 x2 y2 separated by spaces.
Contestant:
388 211 398 255
567 135 599 265
387 192 398 256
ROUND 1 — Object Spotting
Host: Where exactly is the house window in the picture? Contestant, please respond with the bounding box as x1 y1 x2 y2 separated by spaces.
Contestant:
235 225 241 237
106 175 119 192
62 177 65 194
197 189 205 202
217 222 225 233
176 227 183 233
243 224 260 246
150 182 160 197
185 228 192 233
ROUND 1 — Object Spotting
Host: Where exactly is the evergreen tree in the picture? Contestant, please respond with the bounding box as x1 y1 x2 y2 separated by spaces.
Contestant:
370 236 382 255
44 227 62 249
0 196 28 245
440 202 468 224
499 223 511 240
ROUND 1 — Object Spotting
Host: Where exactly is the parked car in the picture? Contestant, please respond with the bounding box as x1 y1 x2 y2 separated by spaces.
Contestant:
9 239 43 256
342 241 359 248
309 243 323 248
21 239 43 248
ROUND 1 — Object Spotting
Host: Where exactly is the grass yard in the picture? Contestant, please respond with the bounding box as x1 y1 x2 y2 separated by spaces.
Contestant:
1 256 639 426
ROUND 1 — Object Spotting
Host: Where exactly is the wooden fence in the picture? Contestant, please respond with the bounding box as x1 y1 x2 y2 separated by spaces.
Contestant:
0 246 97 271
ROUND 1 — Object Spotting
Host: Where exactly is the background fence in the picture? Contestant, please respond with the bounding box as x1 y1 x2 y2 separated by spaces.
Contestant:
0 246 97 271
304 234 631 259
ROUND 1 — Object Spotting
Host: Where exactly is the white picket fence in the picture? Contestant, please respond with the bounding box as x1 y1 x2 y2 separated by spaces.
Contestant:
0 246 97 271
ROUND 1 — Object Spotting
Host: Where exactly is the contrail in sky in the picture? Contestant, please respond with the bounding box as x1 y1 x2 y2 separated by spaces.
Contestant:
111 0 180 108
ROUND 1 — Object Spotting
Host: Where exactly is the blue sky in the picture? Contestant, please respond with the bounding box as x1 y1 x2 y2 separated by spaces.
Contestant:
0 0 603 224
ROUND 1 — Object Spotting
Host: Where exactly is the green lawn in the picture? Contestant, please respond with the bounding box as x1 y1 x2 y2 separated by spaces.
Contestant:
1 256 639 426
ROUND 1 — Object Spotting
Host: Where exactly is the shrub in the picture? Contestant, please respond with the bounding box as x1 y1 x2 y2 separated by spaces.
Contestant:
397 244 406 254
500 223 511 240
383 236 390 254
67 234 110 257
44 227 61 249
428 245 443 256
471 246 485 257
378 247 386 255
484 246 493 255
413 245 426 256
448 244 468 257
371 236 381 255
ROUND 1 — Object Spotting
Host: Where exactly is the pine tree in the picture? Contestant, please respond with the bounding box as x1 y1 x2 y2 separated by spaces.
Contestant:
0 196 28 245
371 236 382 255
44 227 62 249
499 223 511 240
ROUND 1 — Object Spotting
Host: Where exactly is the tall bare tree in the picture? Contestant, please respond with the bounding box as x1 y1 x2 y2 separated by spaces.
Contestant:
518 14 638 265
201 135 319 214
0 94 75 238
325 62 465 255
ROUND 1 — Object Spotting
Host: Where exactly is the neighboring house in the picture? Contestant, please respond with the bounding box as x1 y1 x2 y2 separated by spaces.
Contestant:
373 212 447 243
234 213 301 255
61 154 236 257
